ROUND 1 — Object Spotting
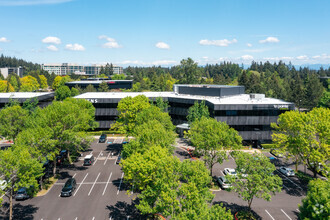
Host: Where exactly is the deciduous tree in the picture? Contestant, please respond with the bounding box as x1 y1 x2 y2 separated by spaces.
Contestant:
229 152 282 210
20 75 40 92
299 179 329 220
188 117 242 177
187 100 210 123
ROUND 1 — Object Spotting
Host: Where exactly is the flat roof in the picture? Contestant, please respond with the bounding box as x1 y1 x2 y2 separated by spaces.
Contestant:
66 80 132 84
0 92 54 99
74 92 293 105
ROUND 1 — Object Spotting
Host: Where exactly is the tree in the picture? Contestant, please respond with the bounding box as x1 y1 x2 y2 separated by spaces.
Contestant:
20 75 40 92
0 146 43 220
122 120 176 158
71 87 80 96
188 117 242 177
7 74 19 91
22 98 39 114
0 105 28 142
39 74 48 89
154 97 169 112
52 75 72 90
32 98 97 173
187 100 210 123
84 84 97 92
55 85 72 101
304 74 324 109
112 74 126 80
272 108 330 177
229 152 282 210
98 81 109 92
177 58 200 84
299 179 329 220
115 95 151 134
0 80 14 92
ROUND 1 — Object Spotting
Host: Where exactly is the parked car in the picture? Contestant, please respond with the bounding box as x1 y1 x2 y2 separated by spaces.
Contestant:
116 155 122 164
216 176 231 189
0 179 7 191
15 187 30 201
224 168 237 176
99 134 107 143
83 154 94 166
279 167 295 177
61 178 76 197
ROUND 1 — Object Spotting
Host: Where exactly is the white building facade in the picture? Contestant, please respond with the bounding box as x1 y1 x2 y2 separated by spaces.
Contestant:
42 63 123 75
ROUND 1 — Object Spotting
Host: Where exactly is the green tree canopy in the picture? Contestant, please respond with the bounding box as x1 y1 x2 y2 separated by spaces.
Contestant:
98 81 109 92
55 85 72 101
187 100 210 123
0 146 43 220
272 108 330 177
188 117 242 176
229 152 282 210
0 105 29 141
39 74 48 89
299 179 329 220
176 58 200 84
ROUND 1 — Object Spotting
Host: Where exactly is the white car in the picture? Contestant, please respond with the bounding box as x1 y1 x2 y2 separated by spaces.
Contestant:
279 167 295 177
0 179 7 191
224 168 237 176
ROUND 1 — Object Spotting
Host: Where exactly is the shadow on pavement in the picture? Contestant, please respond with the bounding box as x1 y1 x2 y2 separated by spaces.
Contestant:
106 200 147 220
213 201 262 220
0 203 38 220
106 144 122 156
175 150 190 159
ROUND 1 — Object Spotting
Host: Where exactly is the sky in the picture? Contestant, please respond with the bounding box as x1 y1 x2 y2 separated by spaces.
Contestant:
0 0 330 67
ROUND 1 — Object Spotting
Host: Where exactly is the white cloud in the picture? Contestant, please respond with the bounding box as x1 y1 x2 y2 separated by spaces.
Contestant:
241 55 254 60
155 42 170 49
0 0 73 6
152 60 177 65
42 36 61 45
0 37 10 43
199 38 237 47
0 48 2 51
99 35 121 48
247 43 252 47
46 45 58 51
259 37 280 44
65 43 85 51
312 54 330 59
296 55 308 60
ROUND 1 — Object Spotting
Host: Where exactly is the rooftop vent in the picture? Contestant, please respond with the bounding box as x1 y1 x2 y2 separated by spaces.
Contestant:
250 93 265 100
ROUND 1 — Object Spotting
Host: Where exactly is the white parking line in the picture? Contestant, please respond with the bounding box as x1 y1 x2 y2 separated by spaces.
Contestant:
277 171 303 190
104 152 111 165
73 173 77 178
88 172 100 196
265 210 275 220
93 151 102 165
103 172 112 196
117 173 124 195
74 173 88 196
281 209 292 220
75 218 77 220
92 217 95 220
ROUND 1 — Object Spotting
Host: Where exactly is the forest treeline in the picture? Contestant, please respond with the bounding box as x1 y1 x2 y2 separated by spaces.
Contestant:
0 55 329 109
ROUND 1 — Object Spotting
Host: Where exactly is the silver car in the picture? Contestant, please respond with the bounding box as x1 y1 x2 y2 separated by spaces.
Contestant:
279 167 295 177
216 176 231 189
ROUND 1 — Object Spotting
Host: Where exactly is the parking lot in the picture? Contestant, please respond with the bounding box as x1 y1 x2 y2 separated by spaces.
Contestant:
0 137 141 220
1 137 310 220
175 139 307 220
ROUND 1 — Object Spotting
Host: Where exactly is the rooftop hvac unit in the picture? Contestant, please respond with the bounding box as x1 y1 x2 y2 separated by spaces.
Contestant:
250 94 265 100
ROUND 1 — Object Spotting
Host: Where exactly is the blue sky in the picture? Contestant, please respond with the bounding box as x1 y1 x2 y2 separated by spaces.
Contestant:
0 0 329 67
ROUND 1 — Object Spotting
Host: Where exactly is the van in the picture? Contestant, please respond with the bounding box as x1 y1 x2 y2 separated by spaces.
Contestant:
61 178 76 197
83 154 94 166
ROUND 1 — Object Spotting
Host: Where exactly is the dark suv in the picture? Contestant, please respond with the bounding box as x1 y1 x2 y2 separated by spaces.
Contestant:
99 134 107 143
61 178 76 197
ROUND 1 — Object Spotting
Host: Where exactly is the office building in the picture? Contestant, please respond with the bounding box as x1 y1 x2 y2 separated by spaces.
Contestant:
74 84 294 143
0 67 24 78
65 80 133 90
41 63 123 76
0 92 55 109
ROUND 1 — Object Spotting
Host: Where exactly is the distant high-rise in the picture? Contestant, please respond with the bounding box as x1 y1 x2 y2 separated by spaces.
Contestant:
41 63 123 75
0 67 24 78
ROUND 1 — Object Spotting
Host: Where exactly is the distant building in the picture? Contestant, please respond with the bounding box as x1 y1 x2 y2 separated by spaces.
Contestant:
41 63 123 75
0 67 24 78
65 80 133 90
74 84 295 144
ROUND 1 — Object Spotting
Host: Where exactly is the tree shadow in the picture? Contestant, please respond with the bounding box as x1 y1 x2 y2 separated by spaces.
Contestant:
175 150 191 159
0 203 38 220
106 144 122 156
106 200 147 220
213 201 262 220
112 178 131 192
